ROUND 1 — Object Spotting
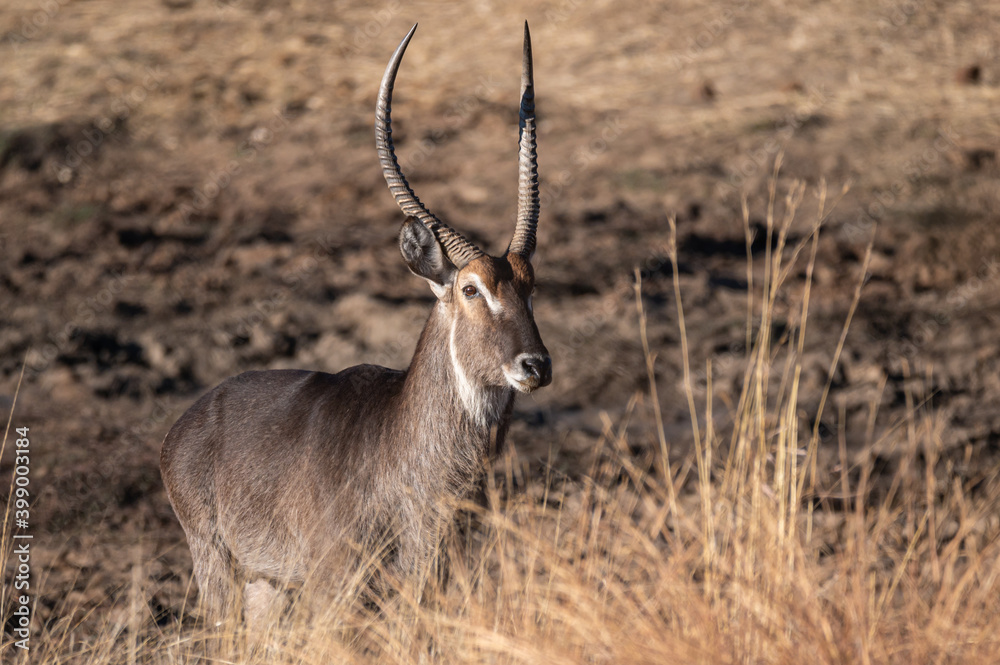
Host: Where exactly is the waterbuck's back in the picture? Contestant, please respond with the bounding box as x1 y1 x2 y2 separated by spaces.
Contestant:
161 367 406 581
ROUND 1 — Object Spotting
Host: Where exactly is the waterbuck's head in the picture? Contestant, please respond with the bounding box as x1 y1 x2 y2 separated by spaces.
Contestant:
375 23 552 398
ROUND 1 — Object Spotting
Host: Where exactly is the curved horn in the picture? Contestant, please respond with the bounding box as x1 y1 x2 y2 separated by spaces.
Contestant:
508 21 539 259
376 24 484 269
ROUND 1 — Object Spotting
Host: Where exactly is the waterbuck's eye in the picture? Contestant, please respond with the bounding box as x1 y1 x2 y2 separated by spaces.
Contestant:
462 285 478 298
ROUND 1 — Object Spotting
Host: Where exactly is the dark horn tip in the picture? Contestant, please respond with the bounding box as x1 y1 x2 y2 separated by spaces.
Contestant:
521 23 533 82
399 23 419 49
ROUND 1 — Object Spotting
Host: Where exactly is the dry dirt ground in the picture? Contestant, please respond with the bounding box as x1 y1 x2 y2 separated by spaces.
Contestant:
1 0 999 648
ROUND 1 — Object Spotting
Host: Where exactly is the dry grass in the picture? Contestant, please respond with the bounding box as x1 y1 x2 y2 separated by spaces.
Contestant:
4 181 1000 663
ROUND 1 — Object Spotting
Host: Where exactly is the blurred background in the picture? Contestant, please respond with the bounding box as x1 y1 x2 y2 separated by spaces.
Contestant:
0 0 998 638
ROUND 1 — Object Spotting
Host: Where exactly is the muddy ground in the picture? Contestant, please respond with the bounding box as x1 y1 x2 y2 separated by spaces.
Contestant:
1 0 999 640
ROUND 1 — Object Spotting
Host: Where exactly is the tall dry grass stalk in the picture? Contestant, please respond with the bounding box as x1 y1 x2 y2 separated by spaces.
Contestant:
4 180 1000 663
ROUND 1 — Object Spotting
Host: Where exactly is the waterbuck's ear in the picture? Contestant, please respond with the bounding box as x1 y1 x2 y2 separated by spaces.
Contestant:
399 217 454 299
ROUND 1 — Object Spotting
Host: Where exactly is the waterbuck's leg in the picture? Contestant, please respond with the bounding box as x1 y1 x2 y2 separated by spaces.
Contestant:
389 513 450 602
188 535 238 625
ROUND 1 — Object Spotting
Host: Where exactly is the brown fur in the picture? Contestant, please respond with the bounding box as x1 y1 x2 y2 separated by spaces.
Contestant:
160 250 549 625
161 24 550 628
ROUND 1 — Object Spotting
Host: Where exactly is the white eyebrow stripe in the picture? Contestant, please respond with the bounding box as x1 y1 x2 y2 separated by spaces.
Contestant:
468 273 503 314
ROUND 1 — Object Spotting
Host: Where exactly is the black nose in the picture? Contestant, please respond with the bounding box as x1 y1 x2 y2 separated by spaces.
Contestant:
521 354 552 387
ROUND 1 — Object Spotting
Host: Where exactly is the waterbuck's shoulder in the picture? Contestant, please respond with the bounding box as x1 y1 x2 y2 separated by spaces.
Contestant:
166 366 408 465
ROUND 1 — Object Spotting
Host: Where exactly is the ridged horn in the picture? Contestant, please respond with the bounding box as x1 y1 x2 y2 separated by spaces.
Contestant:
376 24 484 269
508 21 539 259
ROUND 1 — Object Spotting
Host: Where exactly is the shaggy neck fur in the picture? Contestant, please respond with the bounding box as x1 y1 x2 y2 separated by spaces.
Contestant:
401 303 514 463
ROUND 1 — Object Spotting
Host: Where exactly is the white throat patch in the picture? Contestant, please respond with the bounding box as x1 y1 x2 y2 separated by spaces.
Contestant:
449 319 506 426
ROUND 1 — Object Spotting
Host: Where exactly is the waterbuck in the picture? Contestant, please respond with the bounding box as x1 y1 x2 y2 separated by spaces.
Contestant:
160 22 551 625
